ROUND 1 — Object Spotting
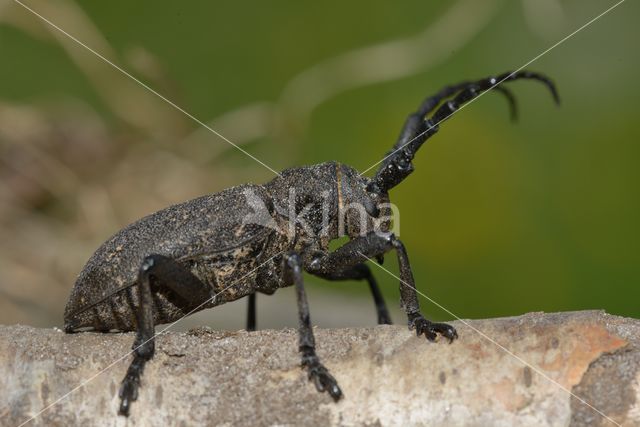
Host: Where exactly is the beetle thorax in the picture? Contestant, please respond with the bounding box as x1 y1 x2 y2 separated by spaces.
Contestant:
261 162 393 249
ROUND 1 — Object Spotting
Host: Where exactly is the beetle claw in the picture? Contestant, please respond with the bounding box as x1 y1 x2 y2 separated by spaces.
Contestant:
409 314 458 343
118 358 145 417
118 379 138 416
302 357 343 401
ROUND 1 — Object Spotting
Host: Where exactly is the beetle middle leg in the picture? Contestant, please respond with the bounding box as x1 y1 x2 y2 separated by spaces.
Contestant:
307 232 458 342
311 263 392 325
284 252 342 401
246 264 391 330
246 292 257 331
119 254 213 416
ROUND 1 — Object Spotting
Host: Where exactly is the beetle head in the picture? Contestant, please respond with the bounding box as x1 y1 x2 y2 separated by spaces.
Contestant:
337 164 395 239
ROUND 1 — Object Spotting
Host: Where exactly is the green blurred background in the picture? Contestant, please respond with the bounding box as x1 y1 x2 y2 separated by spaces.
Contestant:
0 0 638 330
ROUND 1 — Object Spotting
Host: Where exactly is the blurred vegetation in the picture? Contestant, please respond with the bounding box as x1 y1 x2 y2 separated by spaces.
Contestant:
0 0 638 329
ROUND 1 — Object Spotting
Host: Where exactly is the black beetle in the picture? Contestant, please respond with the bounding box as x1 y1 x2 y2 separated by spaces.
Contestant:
64 70 559 416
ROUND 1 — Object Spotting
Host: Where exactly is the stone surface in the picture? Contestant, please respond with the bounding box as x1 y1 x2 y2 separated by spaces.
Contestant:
1 310 639 426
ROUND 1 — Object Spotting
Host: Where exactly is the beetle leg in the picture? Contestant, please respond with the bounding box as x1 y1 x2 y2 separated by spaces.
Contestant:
307 232 457 343
309 263 392 325
372 70 559 193
246 293 257 331
284 252 342 401
119 257 156 417
118 254 213 416
390 237 458 343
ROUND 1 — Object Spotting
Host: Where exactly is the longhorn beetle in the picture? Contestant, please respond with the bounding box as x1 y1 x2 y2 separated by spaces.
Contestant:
64 70 559 416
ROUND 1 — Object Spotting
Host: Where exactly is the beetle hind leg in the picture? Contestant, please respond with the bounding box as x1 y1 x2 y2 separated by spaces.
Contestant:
285 252 342 401
118 254 213 416
118 257 156 416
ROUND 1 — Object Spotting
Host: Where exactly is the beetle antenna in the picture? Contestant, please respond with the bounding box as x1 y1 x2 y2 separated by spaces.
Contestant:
370 70 559 193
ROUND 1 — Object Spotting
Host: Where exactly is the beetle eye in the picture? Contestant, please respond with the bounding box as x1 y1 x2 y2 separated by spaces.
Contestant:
363 197 380 217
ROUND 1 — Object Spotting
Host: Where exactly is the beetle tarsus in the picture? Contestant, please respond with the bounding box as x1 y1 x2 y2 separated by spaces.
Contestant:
118 356 145 416
302 349 343 400
408 313 458 343
377 309 392 325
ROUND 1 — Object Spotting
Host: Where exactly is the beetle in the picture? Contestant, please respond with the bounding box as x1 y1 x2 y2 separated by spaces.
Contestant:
64 70 559 416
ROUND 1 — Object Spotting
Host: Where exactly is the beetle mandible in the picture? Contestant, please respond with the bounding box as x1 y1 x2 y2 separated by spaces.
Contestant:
64 70 559 416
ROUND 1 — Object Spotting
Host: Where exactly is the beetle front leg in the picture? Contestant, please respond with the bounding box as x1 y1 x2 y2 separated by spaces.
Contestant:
392 238 458 343
284 252 342 401
307 232 457 343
